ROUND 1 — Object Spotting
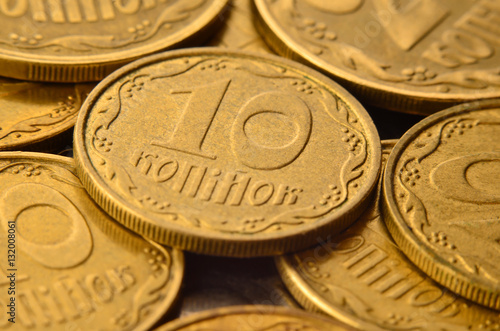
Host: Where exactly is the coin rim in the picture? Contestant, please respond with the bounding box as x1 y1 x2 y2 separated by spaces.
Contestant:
0 0 229 82
154 305 354 330
253 0 500 114
73 47 381 257
275 141 396 331
0 151 185 331
382 99 500 310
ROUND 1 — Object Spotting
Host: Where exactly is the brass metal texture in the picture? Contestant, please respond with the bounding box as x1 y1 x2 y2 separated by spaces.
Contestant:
207 0 272 53
0 0 228 82
0 152 184 330
277 140 500 331
254 0 500 114
383 99 500 310
0 77 93 151
73 48 381 257
156 305 356 330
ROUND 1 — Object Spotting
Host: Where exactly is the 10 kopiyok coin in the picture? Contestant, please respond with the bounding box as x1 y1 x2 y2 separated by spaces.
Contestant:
0 0 228 82
277 141 500 331
383 99 500 310
0 152 184 330
254 0 500 114
73 48 381 257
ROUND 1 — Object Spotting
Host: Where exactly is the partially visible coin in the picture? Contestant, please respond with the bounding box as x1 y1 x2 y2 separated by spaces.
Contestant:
207 0 272 53
0 77 93 151
383 99 500 310
254 0 500 114
156 305 356 330
0 0 228 82
73 48 381 257
0 152 184 331
277 140 500 331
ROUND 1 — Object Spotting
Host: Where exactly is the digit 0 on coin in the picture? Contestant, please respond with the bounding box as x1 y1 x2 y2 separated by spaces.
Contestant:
0 152 184 331
278 140 500 330
73 48 381 257
254 0 500 114
383 99 500 310
0 0 228 82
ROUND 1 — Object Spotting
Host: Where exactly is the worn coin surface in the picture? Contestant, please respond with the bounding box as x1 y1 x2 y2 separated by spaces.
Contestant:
156 305 355 330
383 99 500 310
0 0 228 82
74 48 381 257
0 77 93 151
0 152 184 330
254 0 500 114
207 0 272 53
277 140 500 330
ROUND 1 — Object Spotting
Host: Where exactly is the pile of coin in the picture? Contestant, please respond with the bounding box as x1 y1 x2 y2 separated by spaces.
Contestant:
1 1 498 330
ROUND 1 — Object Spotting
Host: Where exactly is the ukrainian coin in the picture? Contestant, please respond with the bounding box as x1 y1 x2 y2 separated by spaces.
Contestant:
0 0 228 82
178 256 299 317
207 0 272 53
277 140 500 331
0 77 93 151
73 48 381 257
0 152 184 330
383 99 500 310
156 305 355 330
254 0 500 114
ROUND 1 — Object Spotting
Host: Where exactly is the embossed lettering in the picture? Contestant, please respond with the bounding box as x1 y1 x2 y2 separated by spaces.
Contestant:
423 0 500 68
0 0 165 22
131 149 304 207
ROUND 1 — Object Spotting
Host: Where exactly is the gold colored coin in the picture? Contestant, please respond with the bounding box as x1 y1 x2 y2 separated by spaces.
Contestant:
254 0 500 114
277 140 500 331
0 0 228 82
207 0 272 53
74 48 381 257
156 305 355 330
383 99 500 310
0 77 93 151
0 152 184 330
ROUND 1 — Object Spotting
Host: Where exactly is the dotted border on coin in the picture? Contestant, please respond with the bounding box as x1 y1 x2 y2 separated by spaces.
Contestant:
73 48 382 257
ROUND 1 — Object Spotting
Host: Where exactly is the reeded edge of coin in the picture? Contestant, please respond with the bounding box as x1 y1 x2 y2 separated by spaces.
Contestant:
154 305 354 330
0 151 186 331
0 1 229 82
382 99 500 310
73 47 381 257
275 140 396 331
252 0 500 115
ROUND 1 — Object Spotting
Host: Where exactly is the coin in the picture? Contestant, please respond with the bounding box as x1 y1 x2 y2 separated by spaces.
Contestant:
383 99 500 310
177 256 299 317
0 152 184 330
73 48 381 257
277 140 500 330
155 305 355 330
0 0 228 82
0 77 93 151
254 0 500 114
207 0 272 53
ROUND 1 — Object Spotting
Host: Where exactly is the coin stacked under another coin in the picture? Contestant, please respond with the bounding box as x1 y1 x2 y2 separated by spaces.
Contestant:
0 1 498 330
